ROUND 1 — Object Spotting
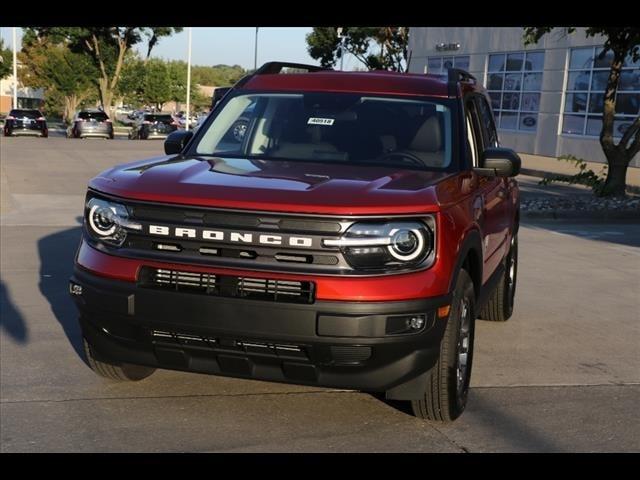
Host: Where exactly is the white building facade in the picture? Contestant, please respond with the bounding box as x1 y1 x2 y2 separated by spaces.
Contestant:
408 27 640 167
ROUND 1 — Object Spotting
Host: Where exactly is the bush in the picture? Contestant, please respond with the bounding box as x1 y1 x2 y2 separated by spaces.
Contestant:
539 155 612 196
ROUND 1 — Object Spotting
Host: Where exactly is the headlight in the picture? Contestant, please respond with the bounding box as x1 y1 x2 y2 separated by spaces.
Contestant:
323 219 434 271
85 197 141 247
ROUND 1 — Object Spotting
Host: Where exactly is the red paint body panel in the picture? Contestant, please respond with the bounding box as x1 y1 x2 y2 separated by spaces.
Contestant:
76 202 458 302
241 71 450 98
90 157 450 216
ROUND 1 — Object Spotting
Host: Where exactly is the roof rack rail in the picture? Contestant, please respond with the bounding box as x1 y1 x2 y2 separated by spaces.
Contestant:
254 61 331 75
447 68 476 96
213 62 333 108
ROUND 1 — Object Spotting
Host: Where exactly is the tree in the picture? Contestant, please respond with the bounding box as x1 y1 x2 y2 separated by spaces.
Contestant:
116 54 145 106
24 27 182 118
306 27 409 72
19 38 97 123
142 59 171 110
0 39 12 80
524 27 640 197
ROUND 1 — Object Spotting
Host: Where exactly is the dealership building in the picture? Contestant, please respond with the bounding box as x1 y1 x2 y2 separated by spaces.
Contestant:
408 27 640 167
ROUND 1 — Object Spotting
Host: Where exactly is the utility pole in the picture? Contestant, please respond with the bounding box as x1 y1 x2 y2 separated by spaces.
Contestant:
254 27 259 71
337 27 344 71
12 27 18 109
185 27 192 131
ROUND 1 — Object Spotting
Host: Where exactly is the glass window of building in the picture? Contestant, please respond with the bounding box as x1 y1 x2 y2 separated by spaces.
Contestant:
485 51 544 132
563 46 640 137
426 55 470 73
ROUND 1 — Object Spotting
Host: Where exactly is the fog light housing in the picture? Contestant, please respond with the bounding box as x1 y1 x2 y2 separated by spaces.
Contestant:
385 313 432 335
69 282 83 296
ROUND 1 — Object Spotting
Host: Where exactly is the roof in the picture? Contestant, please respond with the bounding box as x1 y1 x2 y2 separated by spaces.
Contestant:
239 70 452 98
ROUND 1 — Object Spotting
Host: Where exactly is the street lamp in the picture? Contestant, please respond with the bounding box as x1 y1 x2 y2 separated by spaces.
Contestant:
336 27 345 71
12 27 18 109
254 27 259 71
185 27 192 132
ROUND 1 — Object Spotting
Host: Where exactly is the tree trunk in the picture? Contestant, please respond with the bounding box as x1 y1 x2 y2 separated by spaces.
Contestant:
63 94 80 124
602 151 629 197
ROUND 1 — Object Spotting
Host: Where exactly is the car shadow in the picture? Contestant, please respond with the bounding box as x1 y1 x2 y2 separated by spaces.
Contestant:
37 221 86 362
371 389 564 452
0 279 29 344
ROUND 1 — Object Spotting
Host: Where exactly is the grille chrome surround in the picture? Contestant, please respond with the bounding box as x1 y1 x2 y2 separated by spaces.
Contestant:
139 267 315 304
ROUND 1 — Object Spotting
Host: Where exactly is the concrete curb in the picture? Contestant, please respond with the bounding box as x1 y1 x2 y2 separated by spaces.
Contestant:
522 209 640 221
521 168 640 195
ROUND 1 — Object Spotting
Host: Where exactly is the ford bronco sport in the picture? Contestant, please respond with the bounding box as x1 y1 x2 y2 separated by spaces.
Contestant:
70 62 521 422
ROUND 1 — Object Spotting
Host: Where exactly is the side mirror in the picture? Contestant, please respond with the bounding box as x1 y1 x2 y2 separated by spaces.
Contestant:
164 130 193 155
476 147 521 177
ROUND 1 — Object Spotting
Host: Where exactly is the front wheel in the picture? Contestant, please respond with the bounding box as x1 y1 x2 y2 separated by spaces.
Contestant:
411 269 476 422
83 337 155 381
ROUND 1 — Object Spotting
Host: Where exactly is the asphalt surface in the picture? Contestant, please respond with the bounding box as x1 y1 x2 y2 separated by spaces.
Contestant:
1 136 639 452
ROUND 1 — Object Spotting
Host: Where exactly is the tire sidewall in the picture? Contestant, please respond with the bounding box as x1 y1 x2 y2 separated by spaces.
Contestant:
446 270 476 417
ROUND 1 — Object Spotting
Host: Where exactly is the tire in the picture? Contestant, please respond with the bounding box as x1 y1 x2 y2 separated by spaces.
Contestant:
83 337 155 381
478 233 518 322
411 269 476 422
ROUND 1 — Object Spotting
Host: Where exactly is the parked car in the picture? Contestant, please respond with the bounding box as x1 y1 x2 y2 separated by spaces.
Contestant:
128 113 179 140
70 62 521 423
69 110 114 139
3 109 48 137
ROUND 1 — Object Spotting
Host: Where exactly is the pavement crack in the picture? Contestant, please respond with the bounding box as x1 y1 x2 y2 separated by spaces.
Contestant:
0 388 359 405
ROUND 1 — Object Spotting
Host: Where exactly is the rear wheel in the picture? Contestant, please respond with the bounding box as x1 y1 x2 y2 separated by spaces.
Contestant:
411 269 476 422
83 337 155 381
478 233 518 322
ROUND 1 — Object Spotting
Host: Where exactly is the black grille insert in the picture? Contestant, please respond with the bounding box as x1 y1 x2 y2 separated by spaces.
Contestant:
139 267 315 304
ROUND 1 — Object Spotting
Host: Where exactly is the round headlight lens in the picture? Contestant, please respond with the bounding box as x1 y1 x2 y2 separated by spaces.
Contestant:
89 204 117 236
388 228 424 261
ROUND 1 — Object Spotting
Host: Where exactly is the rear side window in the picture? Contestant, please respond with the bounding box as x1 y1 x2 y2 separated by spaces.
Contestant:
10 109 41 118
79 111 109 121
144 115 173 123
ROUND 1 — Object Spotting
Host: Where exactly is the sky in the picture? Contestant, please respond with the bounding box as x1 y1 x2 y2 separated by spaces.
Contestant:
1 27 363 71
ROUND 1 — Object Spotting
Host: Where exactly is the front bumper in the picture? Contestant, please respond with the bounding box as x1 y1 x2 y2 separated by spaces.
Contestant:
70 265 451 394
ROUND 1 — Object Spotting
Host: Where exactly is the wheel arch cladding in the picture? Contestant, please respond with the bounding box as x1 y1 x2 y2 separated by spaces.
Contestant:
449 229 483 301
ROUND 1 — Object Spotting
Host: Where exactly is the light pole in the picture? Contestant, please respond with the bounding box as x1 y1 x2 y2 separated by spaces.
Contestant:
185 27 192 131
336 27 345 71
254 27 259 71
12 27 18 109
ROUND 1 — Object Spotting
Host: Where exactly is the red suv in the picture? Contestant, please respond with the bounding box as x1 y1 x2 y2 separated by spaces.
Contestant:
70 62 520 422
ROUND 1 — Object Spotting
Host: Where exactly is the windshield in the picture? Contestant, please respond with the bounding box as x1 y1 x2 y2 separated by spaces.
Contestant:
79 111 109 121
10 110 41 118
194 92 453 170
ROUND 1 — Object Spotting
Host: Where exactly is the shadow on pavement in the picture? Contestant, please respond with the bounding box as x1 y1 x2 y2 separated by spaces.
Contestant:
0 279 29 343
37 223 85 361
372 389 564 452
523 220 640 249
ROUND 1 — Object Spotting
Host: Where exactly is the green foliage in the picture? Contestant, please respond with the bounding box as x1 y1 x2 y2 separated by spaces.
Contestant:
306 27 408 71
24 27 182 110
0 39 12 80
539 155 613 196
191 64 245 87
142 59 171 109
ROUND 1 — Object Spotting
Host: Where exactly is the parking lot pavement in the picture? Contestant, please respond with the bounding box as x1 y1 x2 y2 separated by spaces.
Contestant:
1 138 639 452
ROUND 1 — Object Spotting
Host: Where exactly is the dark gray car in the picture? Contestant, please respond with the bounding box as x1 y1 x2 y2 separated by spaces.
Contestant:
69 110 114 139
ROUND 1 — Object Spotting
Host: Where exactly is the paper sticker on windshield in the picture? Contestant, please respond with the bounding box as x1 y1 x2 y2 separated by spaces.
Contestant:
307 117 335 126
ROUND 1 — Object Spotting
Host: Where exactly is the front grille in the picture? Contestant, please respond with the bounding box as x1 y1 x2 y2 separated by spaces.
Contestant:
138 267 315 304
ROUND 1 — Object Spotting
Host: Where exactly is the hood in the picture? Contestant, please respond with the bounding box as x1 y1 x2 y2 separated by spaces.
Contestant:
90 155 458 215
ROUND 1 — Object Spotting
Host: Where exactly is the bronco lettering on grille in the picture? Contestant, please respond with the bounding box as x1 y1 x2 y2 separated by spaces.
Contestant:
147 224 314 248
